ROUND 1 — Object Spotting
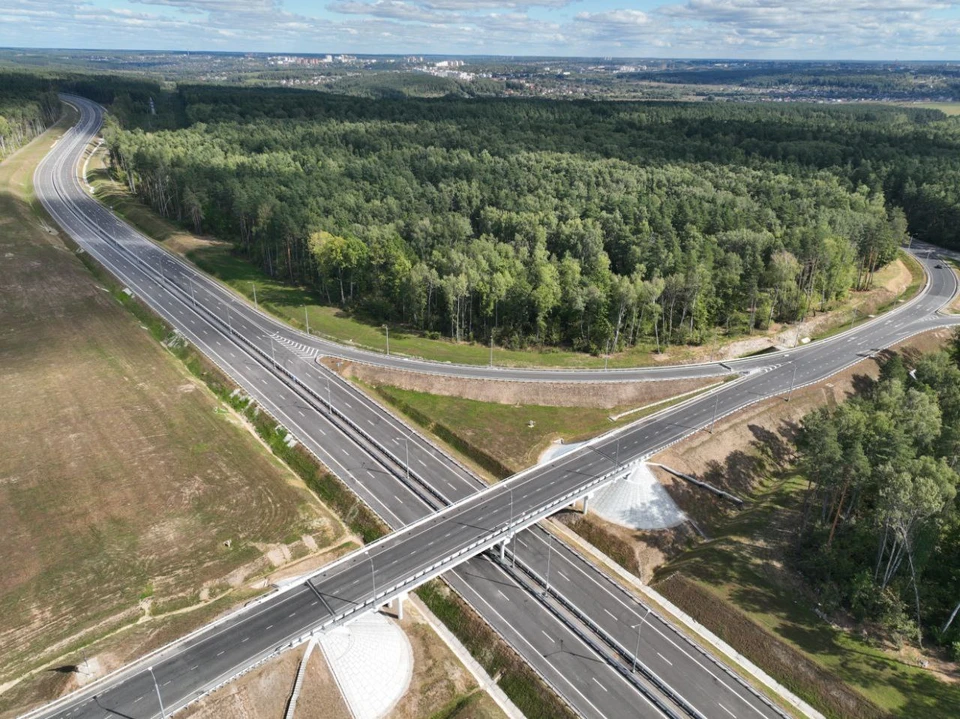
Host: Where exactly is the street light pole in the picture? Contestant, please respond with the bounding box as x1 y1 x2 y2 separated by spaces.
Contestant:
326 372 332 414
710 392 720 434
252 283 258 309
787 364 798 402
543 533 554 596
148 666 167 719
632 607 652 673
489 332 494 368
189 279 196 307
384 325 390 356
304 305 310 334
270 337 276 366
369 556 377 600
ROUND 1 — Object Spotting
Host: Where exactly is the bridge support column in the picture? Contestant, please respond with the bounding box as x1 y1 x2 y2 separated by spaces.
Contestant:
576 492 595 516
499 536 512 562
394 592 408 621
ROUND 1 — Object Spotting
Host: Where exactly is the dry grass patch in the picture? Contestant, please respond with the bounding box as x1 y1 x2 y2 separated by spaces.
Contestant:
0 112 345 712
179 643 303 719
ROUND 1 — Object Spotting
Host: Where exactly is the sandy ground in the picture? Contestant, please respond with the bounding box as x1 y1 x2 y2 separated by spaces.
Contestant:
334 359 720 408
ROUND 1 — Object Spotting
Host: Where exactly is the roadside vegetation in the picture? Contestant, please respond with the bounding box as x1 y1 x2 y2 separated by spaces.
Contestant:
649 332 960 719
417 581 576 719
101 85 947 361
361 380 721 478
0 93 350 717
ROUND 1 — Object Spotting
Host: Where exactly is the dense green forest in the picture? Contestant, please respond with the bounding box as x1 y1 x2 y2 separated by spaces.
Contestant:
795 340 960 652
0 74 60 159
97 86 960 351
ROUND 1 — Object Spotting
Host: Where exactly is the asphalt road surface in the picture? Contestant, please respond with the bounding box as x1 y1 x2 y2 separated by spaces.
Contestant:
25 94 960 719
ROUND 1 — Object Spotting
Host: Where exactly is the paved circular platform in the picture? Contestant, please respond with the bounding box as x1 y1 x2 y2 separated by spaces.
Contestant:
318 611 413 719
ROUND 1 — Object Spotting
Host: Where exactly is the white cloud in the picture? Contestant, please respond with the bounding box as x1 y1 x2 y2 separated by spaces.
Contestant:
0 0 957 58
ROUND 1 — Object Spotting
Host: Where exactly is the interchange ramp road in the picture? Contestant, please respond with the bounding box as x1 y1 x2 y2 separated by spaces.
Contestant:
25 94 960 719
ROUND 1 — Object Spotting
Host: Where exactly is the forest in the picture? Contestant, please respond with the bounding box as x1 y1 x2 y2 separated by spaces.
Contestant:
0 74 60 159
92 85 960 352
795 340 960 653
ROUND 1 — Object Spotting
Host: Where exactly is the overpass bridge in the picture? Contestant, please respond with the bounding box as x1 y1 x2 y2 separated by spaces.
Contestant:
23 94 960 719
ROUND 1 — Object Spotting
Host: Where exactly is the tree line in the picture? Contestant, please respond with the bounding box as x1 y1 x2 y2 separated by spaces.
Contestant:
100 86 933 353
0 74 60 159
795 339 960 652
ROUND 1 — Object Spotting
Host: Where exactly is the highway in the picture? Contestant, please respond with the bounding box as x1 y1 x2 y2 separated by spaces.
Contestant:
25 94 960 719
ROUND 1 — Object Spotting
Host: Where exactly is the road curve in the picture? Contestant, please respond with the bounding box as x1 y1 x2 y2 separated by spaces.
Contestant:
22 95 960 719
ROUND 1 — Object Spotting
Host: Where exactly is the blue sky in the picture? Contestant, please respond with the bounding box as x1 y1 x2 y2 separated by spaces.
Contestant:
1 1 959 60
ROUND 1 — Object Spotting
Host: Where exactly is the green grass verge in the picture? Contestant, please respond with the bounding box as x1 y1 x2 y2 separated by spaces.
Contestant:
365 380 728 477
656 471 960 719
811 250 925 342
417 581 577 719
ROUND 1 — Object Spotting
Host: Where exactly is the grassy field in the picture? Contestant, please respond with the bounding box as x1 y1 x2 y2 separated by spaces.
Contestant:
650 348 960 719
0 109 345 709
87 152 922 371
657 475 960 719
363 381 718 477
904 102 960 116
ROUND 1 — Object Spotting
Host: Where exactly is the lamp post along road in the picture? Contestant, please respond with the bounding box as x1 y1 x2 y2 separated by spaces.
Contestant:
632 607 652 673
543 532 554 596
148 667 166 719
304 305 310 334
787 363 798 402
252 283 257 309
384 325 390 356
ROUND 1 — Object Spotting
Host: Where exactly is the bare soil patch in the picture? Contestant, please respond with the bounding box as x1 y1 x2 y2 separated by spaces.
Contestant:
179 644 303 719
294 645 352 719
334 359 719 409
390 602 483 719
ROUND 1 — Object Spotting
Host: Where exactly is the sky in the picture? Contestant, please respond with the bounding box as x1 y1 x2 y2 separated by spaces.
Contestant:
1 1 959 60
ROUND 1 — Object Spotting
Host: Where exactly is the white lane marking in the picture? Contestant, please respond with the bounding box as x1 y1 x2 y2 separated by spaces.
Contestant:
657 651 673 666
298 410 305 417
394 494 405 504
557 570 571 582
497 590 510 601
603 608 618 621
417 458 427 467
592 677 607 692
718 703 737 718
541 630 553 641
216 650 224 657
